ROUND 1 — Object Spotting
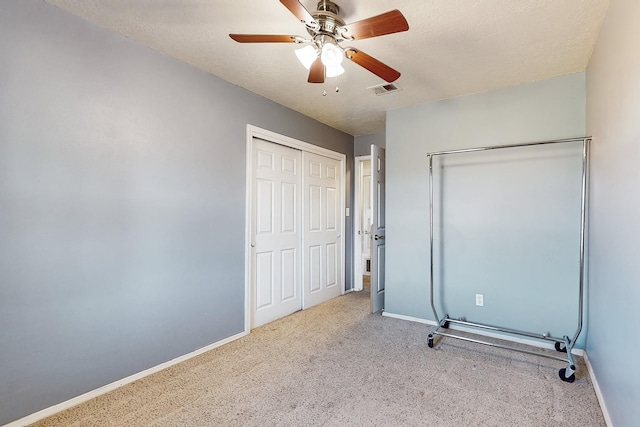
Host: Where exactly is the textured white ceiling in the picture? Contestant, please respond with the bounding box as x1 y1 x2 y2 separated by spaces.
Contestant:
44 0 610 136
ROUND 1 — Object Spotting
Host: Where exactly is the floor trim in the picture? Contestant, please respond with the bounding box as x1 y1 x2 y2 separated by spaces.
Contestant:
3 331 248 427
382 311 585 356
583 351 613 427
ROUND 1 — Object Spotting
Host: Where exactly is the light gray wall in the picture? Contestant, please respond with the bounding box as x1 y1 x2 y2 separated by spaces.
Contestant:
386 73 587 345
586 0 640 424
0 1 353 424
354 132 385 157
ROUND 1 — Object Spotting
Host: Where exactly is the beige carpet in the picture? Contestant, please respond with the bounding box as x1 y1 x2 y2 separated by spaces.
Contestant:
32 289 605 426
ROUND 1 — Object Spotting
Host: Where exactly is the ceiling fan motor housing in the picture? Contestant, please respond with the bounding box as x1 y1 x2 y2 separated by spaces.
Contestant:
308 0 345 39
316 0 339 15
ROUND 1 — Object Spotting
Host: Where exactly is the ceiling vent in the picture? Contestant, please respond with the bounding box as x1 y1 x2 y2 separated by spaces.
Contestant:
368 83 402 96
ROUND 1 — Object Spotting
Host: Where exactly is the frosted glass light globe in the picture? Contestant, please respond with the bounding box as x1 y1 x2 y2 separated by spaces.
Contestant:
295 45 318 70
326 65 345 78
321 42 344 67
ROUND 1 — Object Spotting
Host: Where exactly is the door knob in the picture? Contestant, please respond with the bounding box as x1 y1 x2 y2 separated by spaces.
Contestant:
374 235 384 240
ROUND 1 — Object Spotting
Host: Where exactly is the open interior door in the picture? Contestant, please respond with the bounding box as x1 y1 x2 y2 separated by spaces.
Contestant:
371 145 385 313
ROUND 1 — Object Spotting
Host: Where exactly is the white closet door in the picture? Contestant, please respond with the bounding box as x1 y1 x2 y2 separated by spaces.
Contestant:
251 138 302 328
303 151 343 308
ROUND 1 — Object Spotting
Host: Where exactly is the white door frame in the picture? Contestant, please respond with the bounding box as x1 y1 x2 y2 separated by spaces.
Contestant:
244 124 346 332
353 155 371 292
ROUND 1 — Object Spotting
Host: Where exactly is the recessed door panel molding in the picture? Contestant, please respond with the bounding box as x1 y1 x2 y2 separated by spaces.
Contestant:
326 186 337 231
309 185 322 232
377 181 385 229
281 182 296 234
326 243 337 288
376 244 385 293
281 248 297 302
326 165 337 180
256 179 274 235
257 149 274 170
309 245 322 293
256 252 274 310
309 161 322 178
281 155 297 175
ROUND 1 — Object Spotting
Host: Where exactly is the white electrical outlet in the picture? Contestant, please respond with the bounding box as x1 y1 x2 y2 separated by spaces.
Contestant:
475 294 484 307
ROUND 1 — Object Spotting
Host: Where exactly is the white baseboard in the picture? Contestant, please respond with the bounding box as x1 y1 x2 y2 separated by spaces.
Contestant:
583 351 613 427
382 311 584 356
382 311 438 326
3 330 249 427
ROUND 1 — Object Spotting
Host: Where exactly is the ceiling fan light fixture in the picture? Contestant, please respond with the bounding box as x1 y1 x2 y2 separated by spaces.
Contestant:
326 64 345 78
320 41 343 67
295 45 318 70
230 2 409 85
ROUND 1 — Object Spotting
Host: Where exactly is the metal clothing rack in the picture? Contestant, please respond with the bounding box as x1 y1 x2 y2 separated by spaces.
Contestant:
426 137 590 383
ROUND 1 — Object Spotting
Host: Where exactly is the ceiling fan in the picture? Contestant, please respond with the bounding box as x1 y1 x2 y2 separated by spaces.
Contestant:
229 0 409 84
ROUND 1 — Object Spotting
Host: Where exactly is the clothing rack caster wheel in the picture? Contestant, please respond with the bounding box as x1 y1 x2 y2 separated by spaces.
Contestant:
559 366 576 383
427 334 434 348
555 342 567 352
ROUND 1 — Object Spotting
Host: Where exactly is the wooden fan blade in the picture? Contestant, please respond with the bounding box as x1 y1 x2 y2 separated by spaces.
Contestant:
340 10 409 41
280 0 317 27
229 34 297 43
345 48 401 82
308 58 325 83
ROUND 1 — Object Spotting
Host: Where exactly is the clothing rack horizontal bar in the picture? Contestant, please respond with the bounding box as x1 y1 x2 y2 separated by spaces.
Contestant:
426 137 589 157
444 318 564 343
432 331 570 363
